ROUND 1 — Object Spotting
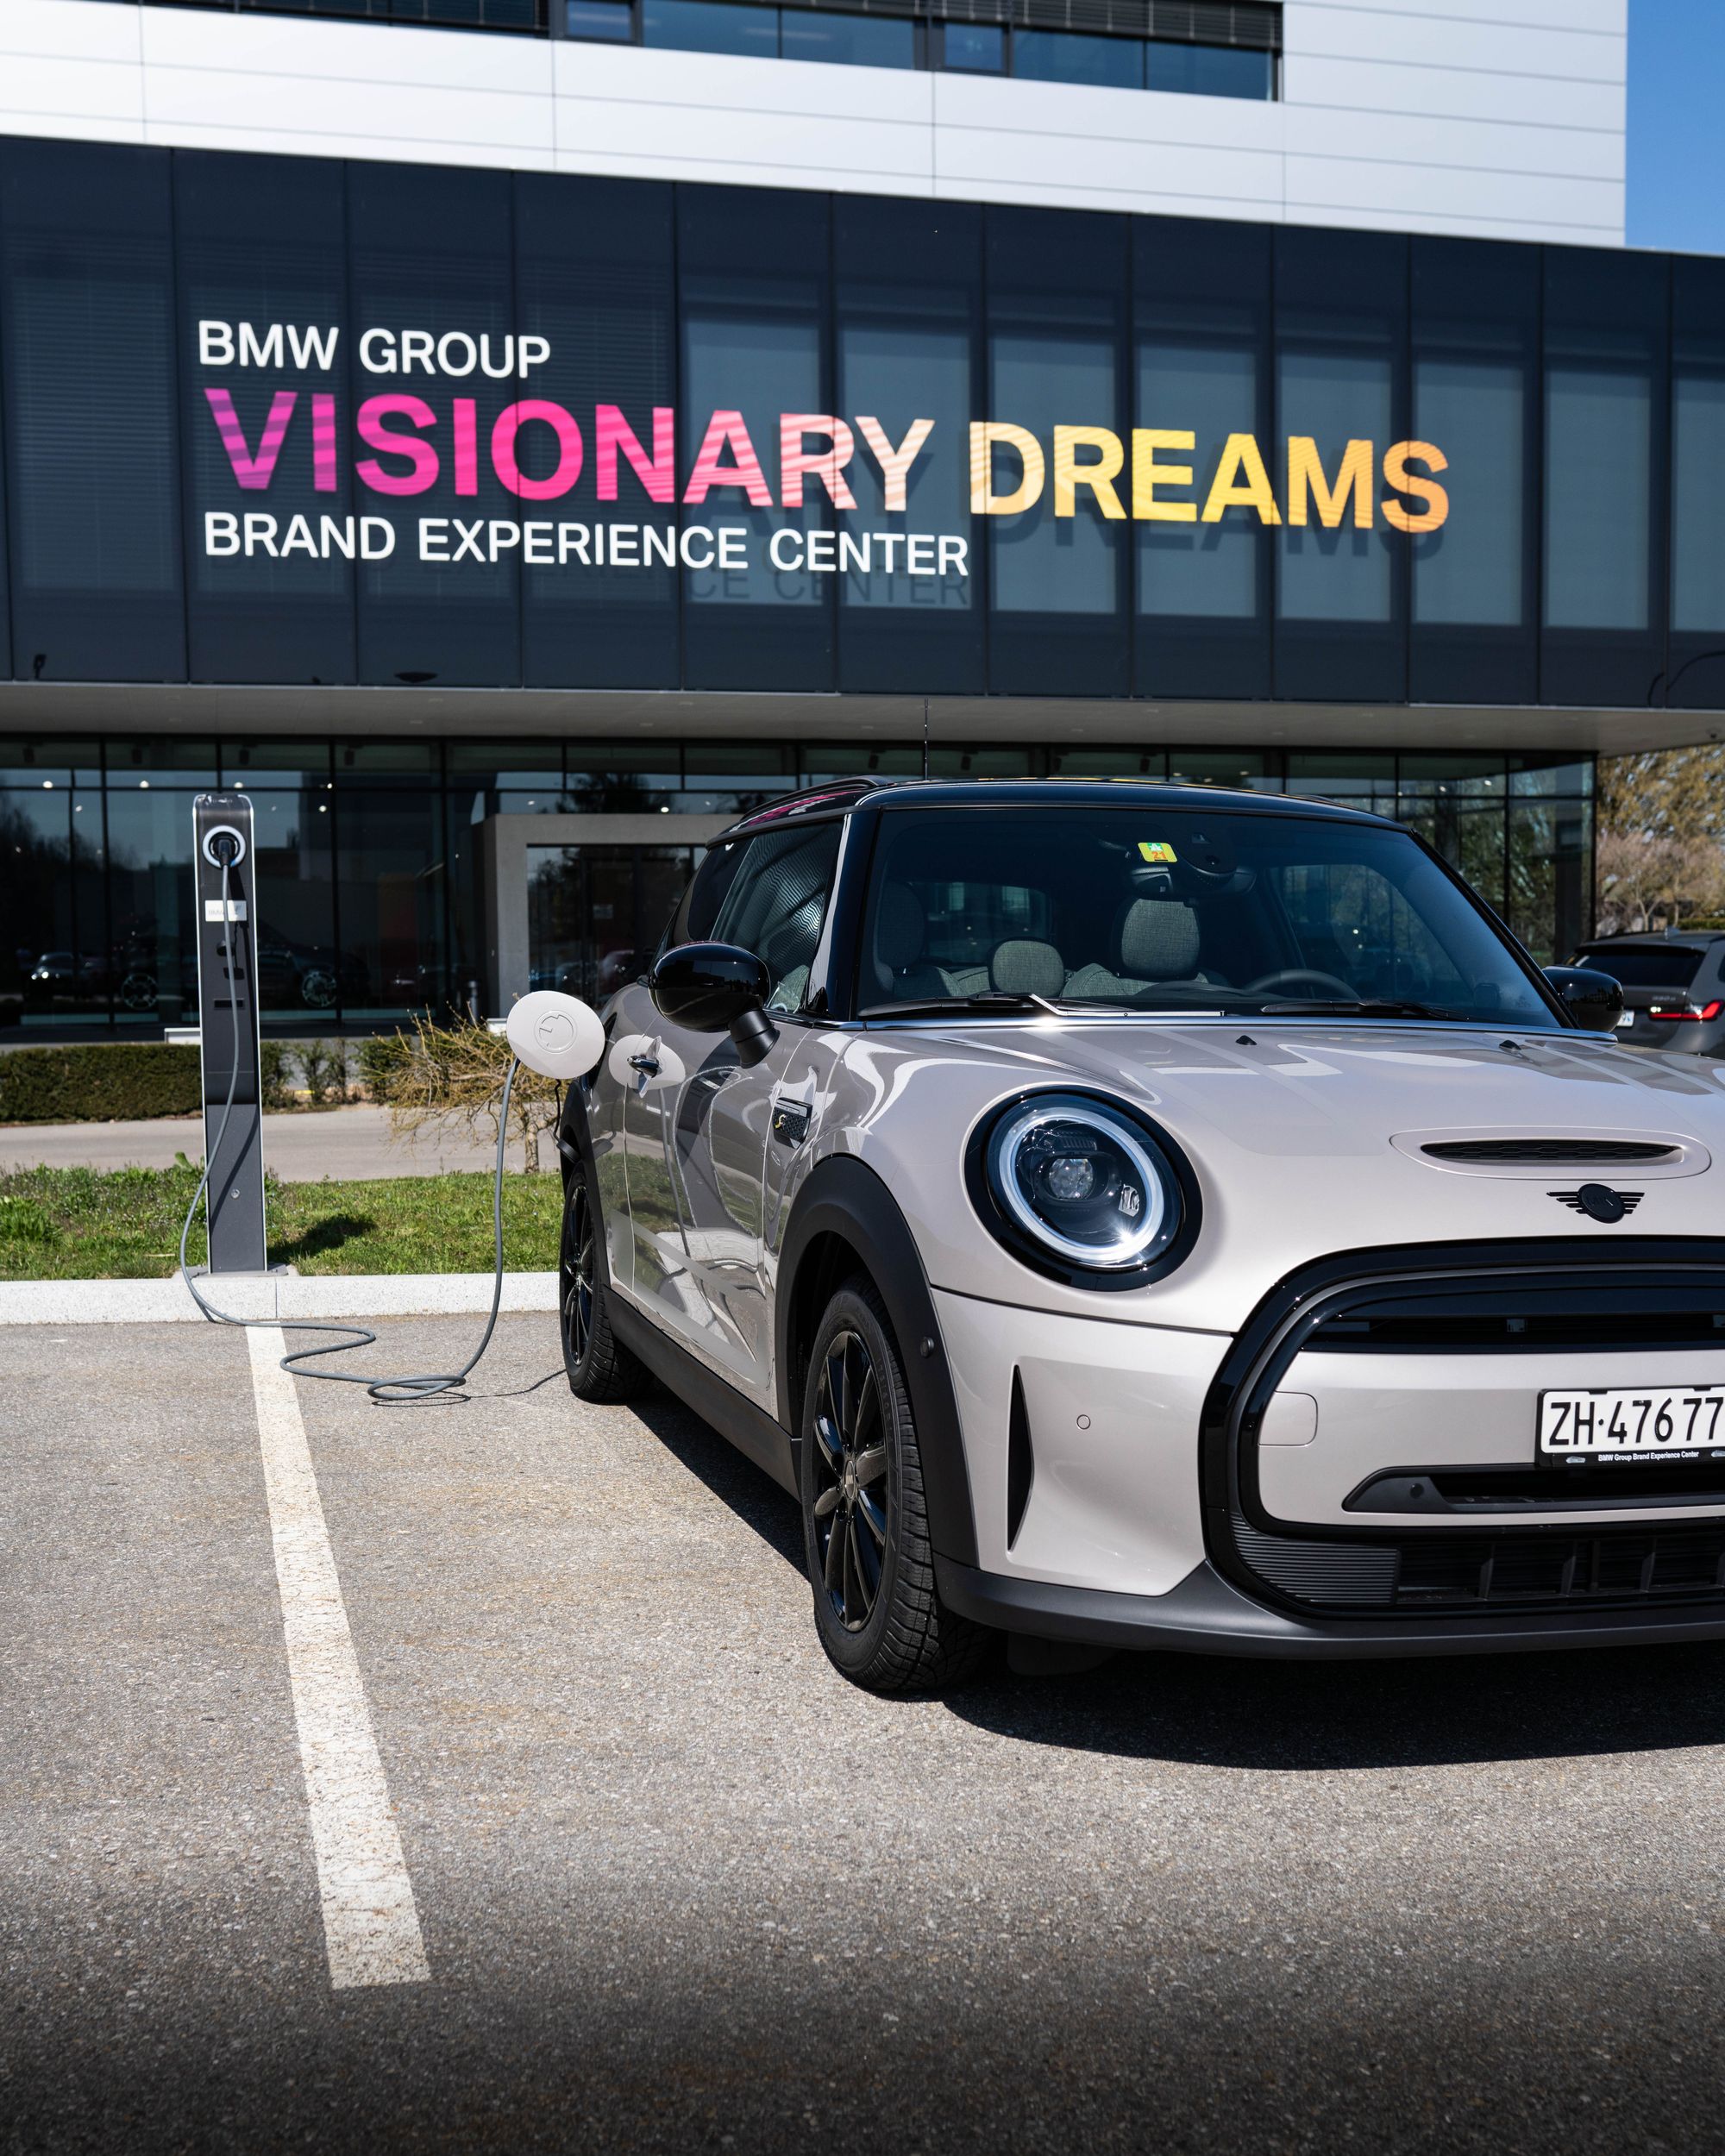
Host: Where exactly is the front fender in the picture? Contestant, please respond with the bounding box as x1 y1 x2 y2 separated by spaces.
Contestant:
775 1155 979 1568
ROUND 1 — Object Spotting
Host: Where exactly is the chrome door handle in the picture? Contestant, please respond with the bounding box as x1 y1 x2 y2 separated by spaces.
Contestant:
629 1053 661 1076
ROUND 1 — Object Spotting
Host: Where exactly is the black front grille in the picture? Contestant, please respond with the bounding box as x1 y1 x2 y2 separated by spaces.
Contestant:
1309 1284 1725 1354
1208 1239 1725 1627
1235 1512 1725 1614
1421 1138 1679 1165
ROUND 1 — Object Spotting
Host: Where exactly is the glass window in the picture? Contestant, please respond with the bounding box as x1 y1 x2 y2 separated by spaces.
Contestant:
529 844 694 1001
1396 755 1507 915
1145 41 1274 99
248 785 342 1024
707 820 843 1011
334 785 447 1021
1277 347 1393 624
176 152 355 686
1013 31 1142 88
565 741 681 812
1168 749 1275 789
679 187 831 688
643 0 777 54
1285 754 1396 810
1545 363 1651 631
942 22 1002 70
835 197 981 693
1 139 185 681
348 162 520 688
0 739 102 788
1051 749 1168 778
516 174 679 691
1671 258 1725 647
1 787 107 1031
781 9 913 66
859 805 1557 1023
568 0 634 36
679 741 795 814
104 789 198 1029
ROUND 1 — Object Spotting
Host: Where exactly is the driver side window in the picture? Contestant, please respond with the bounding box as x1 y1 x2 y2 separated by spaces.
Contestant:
706 820 843 1014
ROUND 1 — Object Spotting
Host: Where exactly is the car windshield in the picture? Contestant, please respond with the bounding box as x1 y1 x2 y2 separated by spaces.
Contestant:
859 805 1561 1027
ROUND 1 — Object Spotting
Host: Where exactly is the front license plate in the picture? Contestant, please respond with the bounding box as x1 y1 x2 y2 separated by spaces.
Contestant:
1540 1385 1725 1460
1615 1008 1635 1027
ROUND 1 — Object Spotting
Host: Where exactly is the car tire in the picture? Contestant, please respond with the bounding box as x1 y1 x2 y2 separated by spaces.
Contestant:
560 1156 651 1403
800 1275 990 1695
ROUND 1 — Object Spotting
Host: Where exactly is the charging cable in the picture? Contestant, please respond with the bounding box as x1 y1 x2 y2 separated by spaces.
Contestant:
179 846 515 1403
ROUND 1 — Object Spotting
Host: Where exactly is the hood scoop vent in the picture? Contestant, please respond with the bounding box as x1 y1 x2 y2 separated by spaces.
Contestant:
1421 1138 1681 1166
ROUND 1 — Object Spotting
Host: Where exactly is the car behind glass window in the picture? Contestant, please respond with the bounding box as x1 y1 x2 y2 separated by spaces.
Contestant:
1572 943 1705 992
861 807 1558 1025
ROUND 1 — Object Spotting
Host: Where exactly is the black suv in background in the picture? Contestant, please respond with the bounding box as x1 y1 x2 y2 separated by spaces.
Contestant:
1571 932 1725 1056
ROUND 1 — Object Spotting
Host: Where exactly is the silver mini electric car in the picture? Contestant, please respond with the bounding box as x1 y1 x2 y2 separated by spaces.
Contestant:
555 779 1725 1692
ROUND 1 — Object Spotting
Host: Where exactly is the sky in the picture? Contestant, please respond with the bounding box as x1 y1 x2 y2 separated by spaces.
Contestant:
1627 0 1725 253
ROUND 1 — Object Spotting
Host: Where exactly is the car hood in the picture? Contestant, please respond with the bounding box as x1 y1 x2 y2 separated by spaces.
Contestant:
836 1020 1725 1331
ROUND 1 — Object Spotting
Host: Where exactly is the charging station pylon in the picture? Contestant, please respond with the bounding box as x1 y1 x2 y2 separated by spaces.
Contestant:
191 793 267 1275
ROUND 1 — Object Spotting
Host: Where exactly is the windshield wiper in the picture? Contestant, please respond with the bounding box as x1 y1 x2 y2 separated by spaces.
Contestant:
1252 998 1459 1021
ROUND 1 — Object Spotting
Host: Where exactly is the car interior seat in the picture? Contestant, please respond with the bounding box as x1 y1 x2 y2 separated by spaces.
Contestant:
1063 899 1226 1000
989 938 1068 999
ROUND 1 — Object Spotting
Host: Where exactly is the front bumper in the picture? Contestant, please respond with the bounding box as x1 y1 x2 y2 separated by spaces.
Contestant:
938 1554 1725 1658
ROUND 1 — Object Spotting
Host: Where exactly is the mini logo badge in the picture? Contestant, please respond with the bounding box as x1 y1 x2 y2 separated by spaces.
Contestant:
1550 1183 1641 1224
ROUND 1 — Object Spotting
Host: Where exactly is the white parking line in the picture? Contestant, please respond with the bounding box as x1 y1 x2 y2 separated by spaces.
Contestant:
246 1326 430 1990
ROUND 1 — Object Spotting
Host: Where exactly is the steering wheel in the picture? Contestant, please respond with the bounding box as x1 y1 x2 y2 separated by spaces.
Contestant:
1244 968 1358 1000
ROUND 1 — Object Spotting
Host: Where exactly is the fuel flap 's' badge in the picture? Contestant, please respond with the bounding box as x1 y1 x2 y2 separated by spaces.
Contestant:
1138 841 1178 864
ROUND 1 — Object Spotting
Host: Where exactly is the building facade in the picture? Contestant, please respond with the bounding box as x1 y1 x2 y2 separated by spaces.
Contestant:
0 0 1695 1037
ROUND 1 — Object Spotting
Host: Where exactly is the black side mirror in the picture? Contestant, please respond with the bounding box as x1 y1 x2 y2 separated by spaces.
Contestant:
1545 964 1624 1033
649 941 779 1066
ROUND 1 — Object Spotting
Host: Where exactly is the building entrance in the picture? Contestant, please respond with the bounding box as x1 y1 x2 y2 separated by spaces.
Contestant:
526 843 695 1004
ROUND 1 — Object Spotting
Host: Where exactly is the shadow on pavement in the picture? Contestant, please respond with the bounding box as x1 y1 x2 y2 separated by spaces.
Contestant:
946 1634 1725 1772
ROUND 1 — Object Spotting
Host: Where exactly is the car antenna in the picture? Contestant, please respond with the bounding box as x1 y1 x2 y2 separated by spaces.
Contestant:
921 694 930 780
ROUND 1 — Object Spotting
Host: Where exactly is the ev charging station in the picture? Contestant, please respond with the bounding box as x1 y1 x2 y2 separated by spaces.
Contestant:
191 792 267 1275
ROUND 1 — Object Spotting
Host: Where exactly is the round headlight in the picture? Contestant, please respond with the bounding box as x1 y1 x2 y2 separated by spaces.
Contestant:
978 1093 1186 1277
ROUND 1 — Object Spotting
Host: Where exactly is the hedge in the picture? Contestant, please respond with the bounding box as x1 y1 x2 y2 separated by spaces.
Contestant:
0 1042 292 1124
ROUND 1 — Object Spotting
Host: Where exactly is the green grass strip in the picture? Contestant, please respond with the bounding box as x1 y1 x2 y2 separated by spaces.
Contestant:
0 1162 563 1279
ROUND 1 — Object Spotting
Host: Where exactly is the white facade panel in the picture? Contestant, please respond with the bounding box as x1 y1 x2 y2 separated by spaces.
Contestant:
0 0 1628 248
1289 9 1624 82
1285 53 1625 132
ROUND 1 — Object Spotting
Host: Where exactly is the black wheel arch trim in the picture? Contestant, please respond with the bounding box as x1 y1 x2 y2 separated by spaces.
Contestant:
1200 1234 1725 1617
775 1153 979 1568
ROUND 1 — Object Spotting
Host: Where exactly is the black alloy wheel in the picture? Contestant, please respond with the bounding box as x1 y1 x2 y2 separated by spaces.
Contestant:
810 1327 889 1632
561 1179 597 1373
559 1155 649 1403
800 1277 989 1694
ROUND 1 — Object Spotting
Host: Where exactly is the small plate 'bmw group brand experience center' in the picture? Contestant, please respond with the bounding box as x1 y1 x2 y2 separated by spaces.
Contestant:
0 0 1690 1037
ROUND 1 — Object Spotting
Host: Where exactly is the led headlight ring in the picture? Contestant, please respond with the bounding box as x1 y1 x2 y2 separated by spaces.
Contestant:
965 1089 1199 1291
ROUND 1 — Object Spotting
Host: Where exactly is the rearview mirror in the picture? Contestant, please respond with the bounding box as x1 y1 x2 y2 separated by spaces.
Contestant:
650 941 779 1066
1544 964 1624 1033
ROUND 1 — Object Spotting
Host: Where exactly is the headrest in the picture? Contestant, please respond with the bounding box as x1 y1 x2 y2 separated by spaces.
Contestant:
1119 899 1201 981
875 886 925 972
990 939 1066 999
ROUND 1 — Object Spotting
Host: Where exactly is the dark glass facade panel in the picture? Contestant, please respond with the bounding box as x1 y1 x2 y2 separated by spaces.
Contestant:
643 0 776 52
104 787 200 1029
0 140 185 682
1275 228 1407 703
1133 216 1271 698
679 187 832 689
1013 31 1142 88
1409 239 1538 707
987 207 1130 697
1507 761 1592 963
1145 41 1274 98
335 780 448 1021
348 163 520 687
1542 248 1669 710
836 197 982 693
781 10 915 66
248 784 342 1019
1669 254 1725 711
564 739 681 810
176 154 356 686
515 176 679 689
1395 755 1509 916
677 739 794 813
0 784 102 1031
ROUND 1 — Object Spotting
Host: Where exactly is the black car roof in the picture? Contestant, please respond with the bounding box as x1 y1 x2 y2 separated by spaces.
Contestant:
724 775 1389 837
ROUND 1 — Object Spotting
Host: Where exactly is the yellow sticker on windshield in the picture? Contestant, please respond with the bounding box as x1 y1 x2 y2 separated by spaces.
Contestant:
1138 841 1178 864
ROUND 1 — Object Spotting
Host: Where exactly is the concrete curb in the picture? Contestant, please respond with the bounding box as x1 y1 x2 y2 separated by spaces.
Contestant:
0 1272 559 1326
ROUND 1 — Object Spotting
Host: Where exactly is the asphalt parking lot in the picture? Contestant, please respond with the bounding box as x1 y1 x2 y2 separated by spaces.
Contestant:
8 1314 1725 2154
